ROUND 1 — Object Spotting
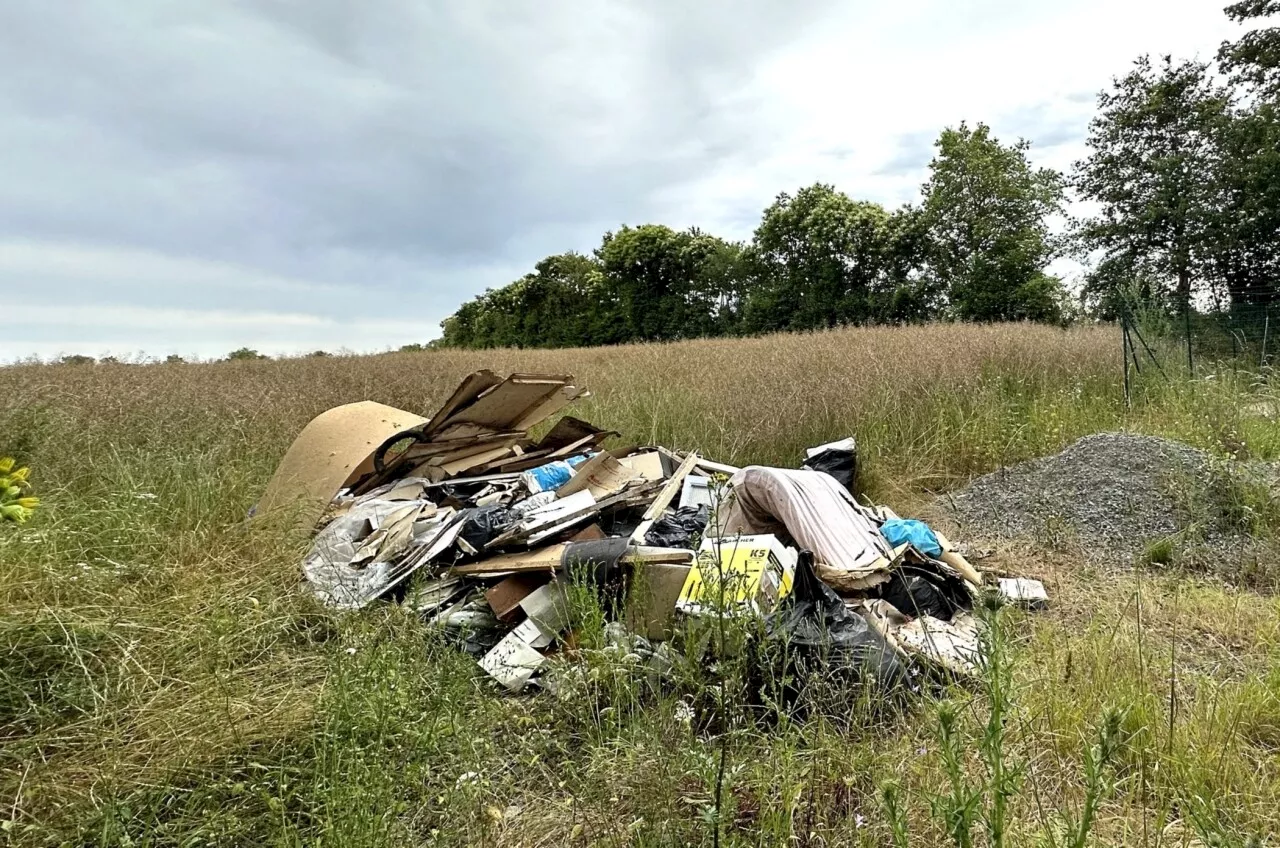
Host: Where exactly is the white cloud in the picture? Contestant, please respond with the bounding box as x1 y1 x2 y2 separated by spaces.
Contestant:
0 0 1253 361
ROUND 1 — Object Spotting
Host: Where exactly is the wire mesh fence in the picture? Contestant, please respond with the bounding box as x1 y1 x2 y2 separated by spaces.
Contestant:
1116 300 1280 405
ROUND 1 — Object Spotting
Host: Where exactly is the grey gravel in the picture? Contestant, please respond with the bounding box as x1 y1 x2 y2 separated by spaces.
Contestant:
940 433 1214 560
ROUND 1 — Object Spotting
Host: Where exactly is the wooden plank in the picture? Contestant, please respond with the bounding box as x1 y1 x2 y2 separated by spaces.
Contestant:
625 546 696 564
694 457 741 477
629 452 700 543
454 545 567 575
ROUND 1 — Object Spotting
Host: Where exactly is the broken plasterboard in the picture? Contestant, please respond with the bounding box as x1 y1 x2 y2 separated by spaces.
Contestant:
479 631 548 691
618 451 667 482
997 578 1049 610
679 475 712 510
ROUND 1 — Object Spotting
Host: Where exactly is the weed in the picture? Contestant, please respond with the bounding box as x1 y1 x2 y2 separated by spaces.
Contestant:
1141 536 1176 566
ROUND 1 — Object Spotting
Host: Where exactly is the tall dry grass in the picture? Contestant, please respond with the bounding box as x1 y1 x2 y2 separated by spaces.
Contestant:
3 322 1280 846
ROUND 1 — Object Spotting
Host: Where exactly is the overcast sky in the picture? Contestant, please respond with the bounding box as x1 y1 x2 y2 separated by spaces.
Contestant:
0 0 1248 361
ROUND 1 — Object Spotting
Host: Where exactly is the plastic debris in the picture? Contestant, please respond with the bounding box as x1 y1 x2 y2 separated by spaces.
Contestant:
266 370 990 694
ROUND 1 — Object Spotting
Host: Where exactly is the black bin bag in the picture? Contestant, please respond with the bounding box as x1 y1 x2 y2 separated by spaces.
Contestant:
801 439 858 495
765 551 907 691
643 505 709 549
457 505 516 552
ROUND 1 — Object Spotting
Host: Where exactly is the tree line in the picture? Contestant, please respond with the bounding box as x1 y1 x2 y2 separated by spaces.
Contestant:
438 1 1280 349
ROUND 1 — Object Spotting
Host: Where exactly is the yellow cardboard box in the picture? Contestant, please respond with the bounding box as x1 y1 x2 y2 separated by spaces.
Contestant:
677 534 798 616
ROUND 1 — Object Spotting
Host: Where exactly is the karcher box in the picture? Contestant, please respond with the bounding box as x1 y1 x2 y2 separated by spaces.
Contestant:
677 534 798 616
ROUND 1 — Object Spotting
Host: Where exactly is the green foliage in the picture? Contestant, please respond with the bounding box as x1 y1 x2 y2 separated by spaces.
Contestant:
1218 0 1280 98
163 354 186 364
598 224 745 342
0 457 38 523
1060 707 1127 848
8 326 1280 843
743 185 931 331
437 143 1070 348
1072 32 1280 317
439 251 615 349
225 347 268 361
921 123 1066 322
1141 536 1176 566
1074 56 1231 310
58 354 95 365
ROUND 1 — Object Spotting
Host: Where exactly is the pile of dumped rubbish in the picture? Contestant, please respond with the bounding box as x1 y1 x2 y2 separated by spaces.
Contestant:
257 371 1031 692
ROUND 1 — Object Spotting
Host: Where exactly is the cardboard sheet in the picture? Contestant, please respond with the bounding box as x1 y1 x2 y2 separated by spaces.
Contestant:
446 374 575 431
557 451 641 500
485 572 551 620
625 561 693 640
419 371 504 439
256 401 427 527
619 451 667 482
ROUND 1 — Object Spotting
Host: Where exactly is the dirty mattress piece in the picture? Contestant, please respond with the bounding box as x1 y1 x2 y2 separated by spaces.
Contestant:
715 466 893 591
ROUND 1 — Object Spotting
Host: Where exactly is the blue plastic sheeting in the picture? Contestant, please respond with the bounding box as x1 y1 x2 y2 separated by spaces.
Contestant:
878 518 943 558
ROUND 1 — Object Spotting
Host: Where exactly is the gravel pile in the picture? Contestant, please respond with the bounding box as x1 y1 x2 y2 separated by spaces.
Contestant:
942 433 1213 560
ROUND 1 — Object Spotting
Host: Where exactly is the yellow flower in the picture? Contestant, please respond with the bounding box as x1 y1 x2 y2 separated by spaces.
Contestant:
17 497 39 510
8 466 29 484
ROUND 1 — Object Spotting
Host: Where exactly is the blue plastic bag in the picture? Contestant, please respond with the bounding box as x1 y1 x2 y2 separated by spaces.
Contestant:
521 454 593 494
878 518 943 558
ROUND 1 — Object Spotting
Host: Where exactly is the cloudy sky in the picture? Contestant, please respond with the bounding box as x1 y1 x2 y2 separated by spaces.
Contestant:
1 0 1248 361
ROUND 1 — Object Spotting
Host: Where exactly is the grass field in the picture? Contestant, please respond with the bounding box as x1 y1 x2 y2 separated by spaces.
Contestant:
4 322 1280 846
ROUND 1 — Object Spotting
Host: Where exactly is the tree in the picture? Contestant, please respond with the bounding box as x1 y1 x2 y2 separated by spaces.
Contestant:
438 252 614 349
1215 2 1280 308
743 184 906 332
1072 57 1231 310
1208 100 1280 307
164 354 186 364
225 347 267 361
597 225 742 342
921 123 1065 322
879 205 946 322
1218 0 1280 98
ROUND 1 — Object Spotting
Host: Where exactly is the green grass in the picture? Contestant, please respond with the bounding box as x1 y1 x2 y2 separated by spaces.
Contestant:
3 323 1280 846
